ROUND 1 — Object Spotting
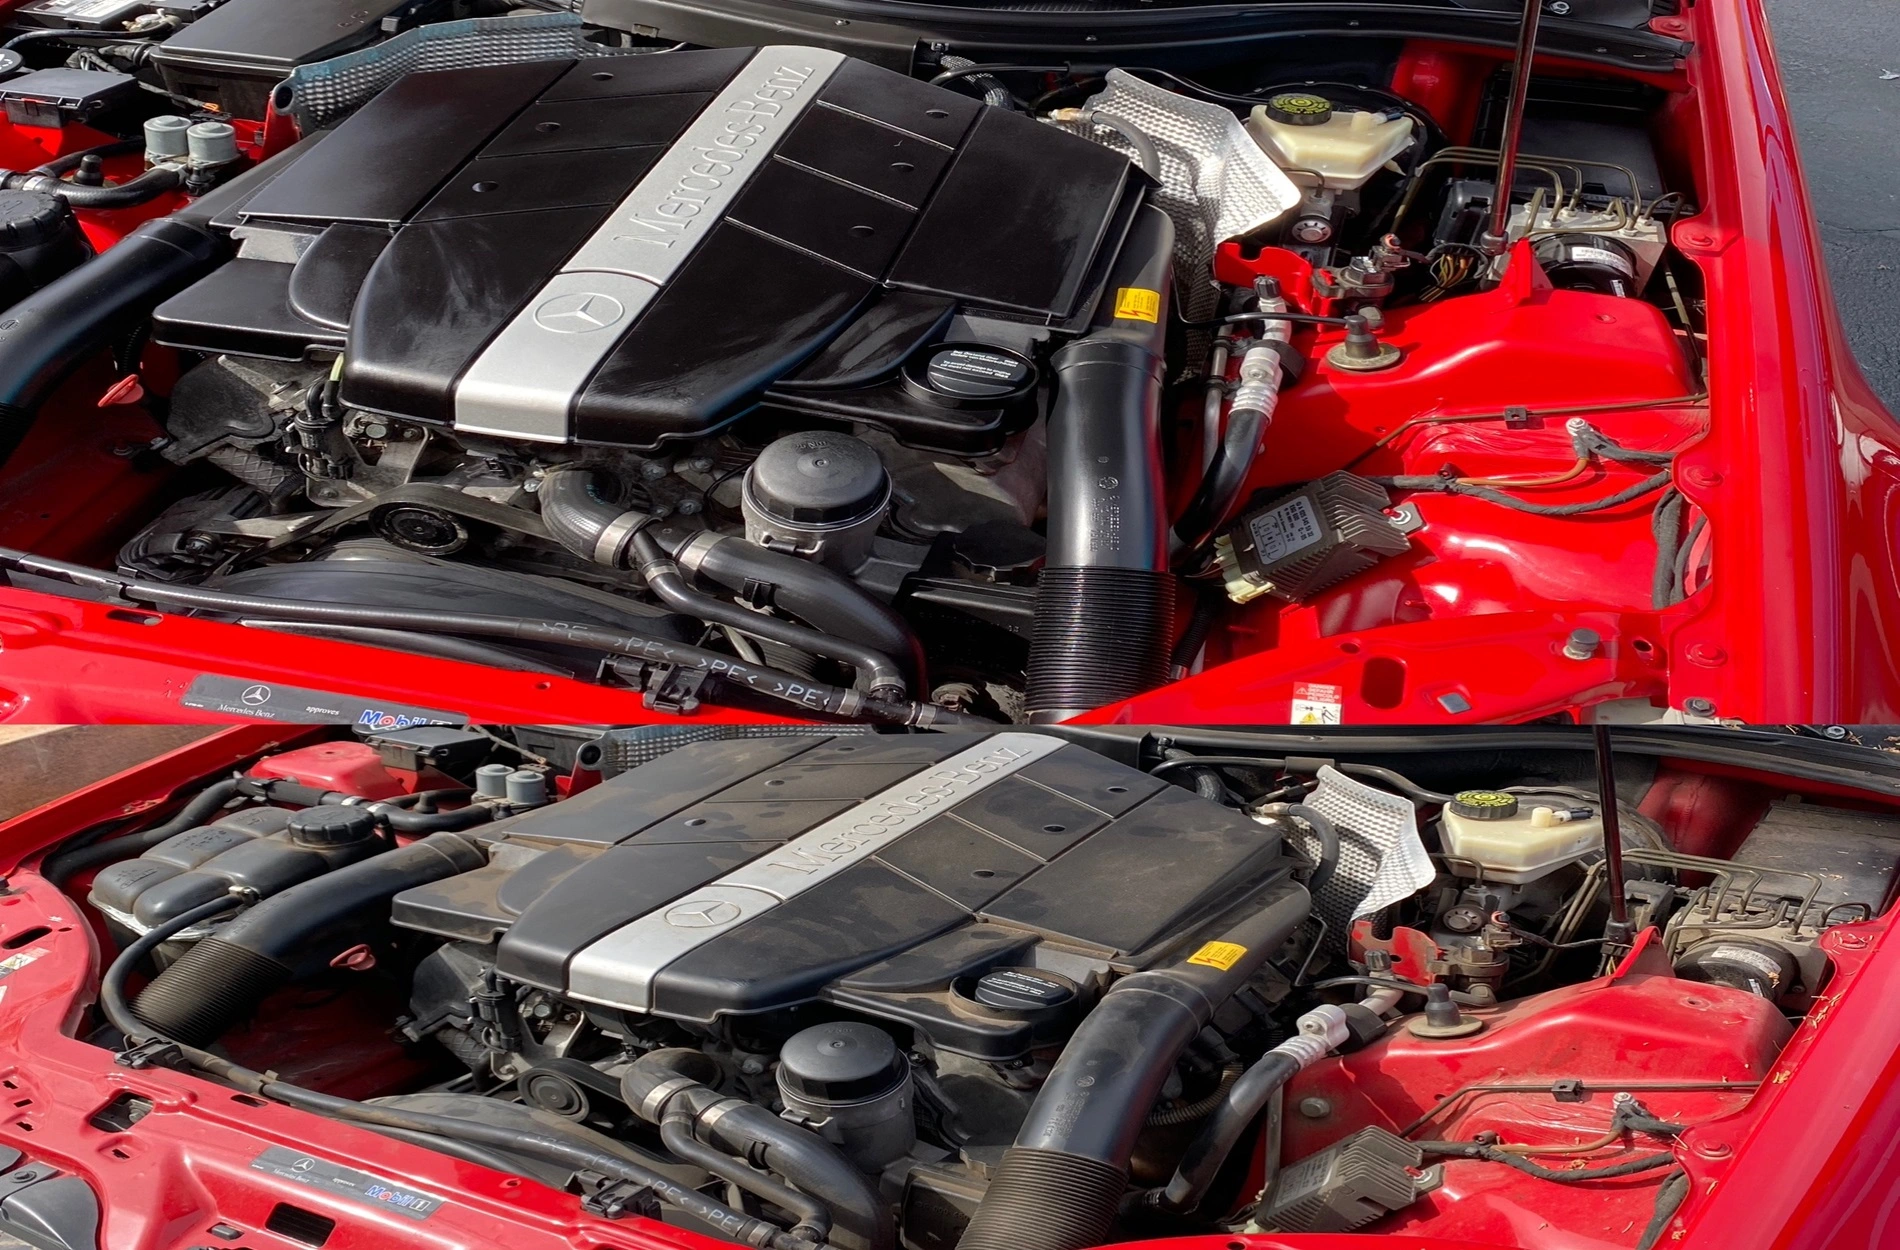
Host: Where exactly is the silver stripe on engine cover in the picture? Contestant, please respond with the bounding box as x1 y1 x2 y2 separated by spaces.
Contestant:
453 46 846 442
564 732 1065 1011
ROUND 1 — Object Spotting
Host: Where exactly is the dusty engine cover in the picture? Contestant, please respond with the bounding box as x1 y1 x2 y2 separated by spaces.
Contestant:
392 733 1292 1057
151 47 1143 454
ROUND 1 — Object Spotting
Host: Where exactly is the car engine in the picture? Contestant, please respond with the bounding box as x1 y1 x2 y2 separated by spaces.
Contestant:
0 1 1713 724
46 724 1897 1250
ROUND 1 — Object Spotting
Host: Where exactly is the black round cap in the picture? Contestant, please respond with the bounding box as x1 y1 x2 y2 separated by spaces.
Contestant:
0 189 76 252
287 804 379 848
1448 790 1519 821
974 968 1077 1013
745 432 888 525
922 345 1034 400
777 1022 905 1102
1264 92 1334 126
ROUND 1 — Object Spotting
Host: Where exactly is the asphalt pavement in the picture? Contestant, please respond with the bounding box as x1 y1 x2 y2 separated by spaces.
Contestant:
1763 0 1900 410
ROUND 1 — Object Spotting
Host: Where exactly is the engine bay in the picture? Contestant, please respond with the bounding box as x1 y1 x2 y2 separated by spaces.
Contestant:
9 723 1896 1250
0 0 1716 724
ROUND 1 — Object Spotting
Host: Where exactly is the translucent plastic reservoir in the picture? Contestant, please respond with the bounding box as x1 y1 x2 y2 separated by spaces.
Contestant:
1247 105 1415 191
1439 797 1605 884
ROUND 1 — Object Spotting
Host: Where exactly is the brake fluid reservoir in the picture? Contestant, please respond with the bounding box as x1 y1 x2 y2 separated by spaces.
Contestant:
1438 790 1605 884
1246 93 1415 191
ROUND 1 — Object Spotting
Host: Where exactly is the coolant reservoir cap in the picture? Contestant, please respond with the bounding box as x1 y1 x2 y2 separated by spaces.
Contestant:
287 804 379 848
745 431 890 525
0 189 75 251
1448 790 1519 821
974 967 1077 1013
1264 92 1334 126
777 1022 906 1102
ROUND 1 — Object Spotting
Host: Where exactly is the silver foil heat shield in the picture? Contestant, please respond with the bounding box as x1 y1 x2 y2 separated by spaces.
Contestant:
1063 69 1300 319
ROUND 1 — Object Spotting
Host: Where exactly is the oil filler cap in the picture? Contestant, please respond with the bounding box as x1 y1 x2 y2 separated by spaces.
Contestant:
905 343 1035 406
1264 92 1334 126
1447 790 1519 821
974 967 1076 1013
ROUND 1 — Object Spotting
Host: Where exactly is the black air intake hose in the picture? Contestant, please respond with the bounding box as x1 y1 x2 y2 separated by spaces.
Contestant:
0 137 316 470
1026 204 1177 722
131 833 485 1045
955 874 1311 1250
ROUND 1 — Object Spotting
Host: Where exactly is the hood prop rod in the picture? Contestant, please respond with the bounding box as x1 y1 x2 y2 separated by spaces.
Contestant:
1594 723 1635 947
1483 0 1546 254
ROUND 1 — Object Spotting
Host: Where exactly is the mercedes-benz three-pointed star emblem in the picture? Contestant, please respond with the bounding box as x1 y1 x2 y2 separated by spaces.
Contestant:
664 898 743 928
533 291 627 334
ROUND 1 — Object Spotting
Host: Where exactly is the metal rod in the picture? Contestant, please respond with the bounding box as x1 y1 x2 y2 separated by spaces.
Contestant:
1594 723 1631 933
1484 0 1546 249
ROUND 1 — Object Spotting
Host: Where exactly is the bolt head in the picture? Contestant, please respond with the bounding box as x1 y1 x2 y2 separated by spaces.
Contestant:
1562 628 1602 661
1824 725 1848 740
1683 696 1717 717
1298 1096 1332 1119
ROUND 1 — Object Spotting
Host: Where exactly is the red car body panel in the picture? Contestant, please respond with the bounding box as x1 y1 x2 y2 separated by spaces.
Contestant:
0 727 1897 1250
0 0 1893 726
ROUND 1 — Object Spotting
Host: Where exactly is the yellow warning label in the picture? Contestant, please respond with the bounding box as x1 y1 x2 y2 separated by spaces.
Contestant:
1186 941 1248 971
1114 287 1161 323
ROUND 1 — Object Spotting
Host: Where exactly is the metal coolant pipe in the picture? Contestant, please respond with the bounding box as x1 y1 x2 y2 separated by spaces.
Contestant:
1025 204 1178 722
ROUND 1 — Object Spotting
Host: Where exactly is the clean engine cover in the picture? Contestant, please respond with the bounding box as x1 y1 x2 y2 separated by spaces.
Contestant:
152 47 1142 451
391 733 1292 1057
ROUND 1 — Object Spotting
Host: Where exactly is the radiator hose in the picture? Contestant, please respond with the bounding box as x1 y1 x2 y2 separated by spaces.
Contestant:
624 1050 895 1250
955 873 1311 1250
131 832 485 1045
1025 204 1177 722
537 469 925 696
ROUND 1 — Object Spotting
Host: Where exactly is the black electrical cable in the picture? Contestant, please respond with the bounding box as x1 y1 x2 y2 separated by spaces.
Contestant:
1147 754 1452 803
1308 975 1488 1005
1636 1170 1692 1250
928 61 1072 86
1418 1142 1679 1182
0 547 975 726
1335 762 1453 803
1375 469 1675 516
1650 487 1686 608
2 27 160 50
1168 588 1221 678
1177 310 1359 331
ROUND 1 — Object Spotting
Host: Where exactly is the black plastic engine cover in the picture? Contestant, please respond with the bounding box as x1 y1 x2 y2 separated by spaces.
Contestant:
392 733 1291 1057
152 48 1143 455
